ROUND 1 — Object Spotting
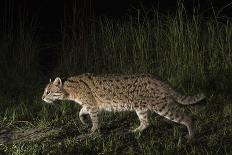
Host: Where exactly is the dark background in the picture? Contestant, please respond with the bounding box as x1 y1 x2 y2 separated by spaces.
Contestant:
0 0 232 82
1 0 232 28
1 0 232 48
0 0 231 46
0 0 232 80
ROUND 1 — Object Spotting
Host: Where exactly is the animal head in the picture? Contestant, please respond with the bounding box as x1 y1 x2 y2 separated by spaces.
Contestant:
42 77 68 103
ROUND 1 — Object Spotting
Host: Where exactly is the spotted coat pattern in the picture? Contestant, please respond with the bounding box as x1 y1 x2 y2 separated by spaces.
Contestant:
42 73 205 138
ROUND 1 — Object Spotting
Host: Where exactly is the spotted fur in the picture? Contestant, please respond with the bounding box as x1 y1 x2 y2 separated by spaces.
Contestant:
42 73 205 138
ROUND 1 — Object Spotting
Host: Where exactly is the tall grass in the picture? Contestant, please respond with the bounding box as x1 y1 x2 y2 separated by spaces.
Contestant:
58 4 232 94
0 1 40 100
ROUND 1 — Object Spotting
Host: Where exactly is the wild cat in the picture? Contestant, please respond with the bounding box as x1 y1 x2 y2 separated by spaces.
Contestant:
42 73 205 139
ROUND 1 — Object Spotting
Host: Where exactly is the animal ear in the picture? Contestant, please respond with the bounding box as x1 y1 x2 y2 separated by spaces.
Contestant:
53 77 62 87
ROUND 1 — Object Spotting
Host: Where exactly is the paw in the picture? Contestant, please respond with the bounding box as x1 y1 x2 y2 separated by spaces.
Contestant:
185 134 195 142
90 126 100 134
129 125 148 133
129 127 141 133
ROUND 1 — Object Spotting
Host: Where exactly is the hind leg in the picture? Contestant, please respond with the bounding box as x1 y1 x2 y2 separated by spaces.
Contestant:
179 115 194 139
167 112 194 139
155 102 194 139
131 109 150 132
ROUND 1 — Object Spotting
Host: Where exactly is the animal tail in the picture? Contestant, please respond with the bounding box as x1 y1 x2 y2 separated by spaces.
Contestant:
172 92 205 105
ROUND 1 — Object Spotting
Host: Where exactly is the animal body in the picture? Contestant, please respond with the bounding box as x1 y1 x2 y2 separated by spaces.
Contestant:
42 73 205 139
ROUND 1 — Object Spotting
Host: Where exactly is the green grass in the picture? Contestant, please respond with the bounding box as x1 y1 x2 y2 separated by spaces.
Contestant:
0 3 232 155
0 96 231 154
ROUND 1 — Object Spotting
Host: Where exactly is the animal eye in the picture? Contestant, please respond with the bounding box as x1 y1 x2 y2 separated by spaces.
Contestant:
47 91 50 94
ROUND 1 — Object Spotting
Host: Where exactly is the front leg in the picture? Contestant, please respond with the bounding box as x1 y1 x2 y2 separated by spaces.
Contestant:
79 106 89 125
131 109 150 132
88 107 99 133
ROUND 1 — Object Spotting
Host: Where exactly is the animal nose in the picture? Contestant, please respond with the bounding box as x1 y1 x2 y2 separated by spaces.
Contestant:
42 96 45 100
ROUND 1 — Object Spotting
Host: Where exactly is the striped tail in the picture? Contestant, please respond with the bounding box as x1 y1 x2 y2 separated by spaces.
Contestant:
172 92 205 105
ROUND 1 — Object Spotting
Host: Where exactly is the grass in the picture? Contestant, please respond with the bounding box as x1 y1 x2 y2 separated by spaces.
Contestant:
0 96 231 154
0 2 232 155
